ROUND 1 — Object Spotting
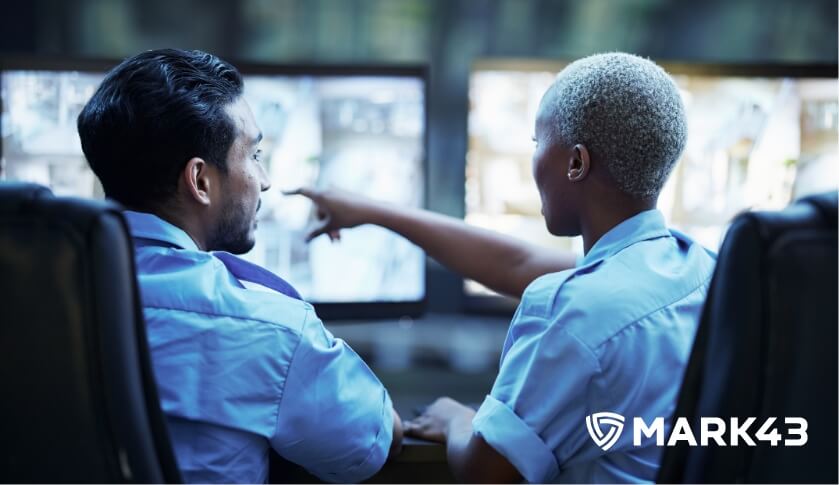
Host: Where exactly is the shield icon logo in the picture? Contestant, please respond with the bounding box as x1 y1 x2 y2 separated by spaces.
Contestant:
586 412 625 451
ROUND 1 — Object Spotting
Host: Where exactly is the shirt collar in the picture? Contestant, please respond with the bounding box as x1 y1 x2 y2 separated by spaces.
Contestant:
123 210 201 251
580 209 671 266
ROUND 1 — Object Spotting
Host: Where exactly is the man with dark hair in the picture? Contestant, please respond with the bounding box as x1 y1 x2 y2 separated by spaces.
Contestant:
78 49 402 483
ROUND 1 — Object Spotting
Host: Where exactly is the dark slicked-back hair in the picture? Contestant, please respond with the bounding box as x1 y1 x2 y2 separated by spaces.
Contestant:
77 48 243 208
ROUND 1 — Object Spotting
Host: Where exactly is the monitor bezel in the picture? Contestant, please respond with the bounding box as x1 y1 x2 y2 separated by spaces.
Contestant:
0 55 431 320
465 57 839 316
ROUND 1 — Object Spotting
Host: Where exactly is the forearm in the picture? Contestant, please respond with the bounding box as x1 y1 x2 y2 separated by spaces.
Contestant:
367 204 575 298
445 414 523 483
445 412 478 483
389 408 403 458
405 397 522 483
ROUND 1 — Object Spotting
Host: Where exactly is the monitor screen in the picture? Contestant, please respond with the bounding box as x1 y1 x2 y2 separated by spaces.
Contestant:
467 59 838 298
0 62 427 314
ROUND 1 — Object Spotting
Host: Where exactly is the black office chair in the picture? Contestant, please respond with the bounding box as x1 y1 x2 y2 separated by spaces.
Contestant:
658 191 838 483
0 182 181 483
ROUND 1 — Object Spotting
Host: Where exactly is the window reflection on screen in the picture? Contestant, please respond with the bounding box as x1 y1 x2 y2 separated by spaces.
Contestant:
467 60 838 296
1 69 426 304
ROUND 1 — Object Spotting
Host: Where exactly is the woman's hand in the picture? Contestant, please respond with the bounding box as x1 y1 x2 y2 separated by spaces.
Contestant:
404 397 476 443
283 187 381 242
286 185 576 299
406 397 523 483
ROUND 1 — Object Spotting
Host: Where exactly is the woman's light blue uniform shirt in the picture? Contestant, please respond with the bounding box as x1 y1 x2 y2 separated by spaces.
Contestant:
472 210 716 483
123 211 394 484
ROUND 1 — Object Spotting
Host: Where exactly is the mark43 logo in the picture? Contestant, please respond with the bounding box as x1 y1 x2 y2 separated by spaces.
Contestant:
586 413 808 451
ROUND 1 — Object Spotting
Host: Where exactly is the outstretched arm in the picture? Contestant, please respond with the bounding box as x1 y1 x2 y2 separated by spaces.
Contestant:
285 188 576 299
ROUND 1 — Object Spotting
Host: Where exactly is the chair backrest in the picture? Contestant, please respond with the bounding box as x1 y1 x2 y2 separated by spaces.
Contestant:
0 182 181 483
657 191 838 483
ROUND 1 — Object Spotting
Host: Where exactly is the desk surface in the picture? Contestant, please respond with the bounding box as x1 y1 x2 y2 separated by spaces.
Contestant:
398 436 447 462
269 437 452 483
366 437 455 483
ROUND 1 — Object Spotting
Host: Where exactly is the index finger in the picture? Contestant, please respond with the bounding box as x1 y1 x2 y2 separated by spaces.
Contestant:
281 187 305 196
282 187 318 200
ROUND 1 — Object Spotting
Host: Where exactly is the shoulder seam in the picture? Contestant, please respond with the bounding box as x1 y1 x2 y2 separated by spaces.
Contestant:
143 303 304 332
575 273 713 354
522 268 587 319
565 330 603 373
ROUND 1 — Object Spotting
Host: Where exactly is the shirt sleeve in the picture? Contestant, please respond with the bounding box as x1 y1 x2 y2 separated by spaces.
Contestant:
472 305 600 483
270 311 393 483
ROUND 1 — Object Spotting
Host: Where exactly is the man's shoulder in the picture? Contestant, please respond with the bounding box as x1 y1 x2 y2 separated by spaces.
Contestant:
139 248 324 437
134 245 312 334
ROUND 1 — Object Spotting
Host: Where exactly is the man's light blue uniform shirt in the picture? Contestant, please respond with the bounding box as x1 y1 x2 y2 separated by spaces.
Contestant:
472 210 716 483
124 211 394 484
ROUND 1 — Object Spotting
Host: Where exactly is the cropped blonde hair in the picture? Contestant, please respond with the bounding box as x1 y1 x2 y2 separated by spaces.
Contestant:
544 52 688 198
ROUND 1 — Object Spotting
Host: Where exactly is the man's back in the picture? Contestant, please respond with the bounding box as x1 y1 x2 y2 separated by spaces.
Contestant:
126 210 394 483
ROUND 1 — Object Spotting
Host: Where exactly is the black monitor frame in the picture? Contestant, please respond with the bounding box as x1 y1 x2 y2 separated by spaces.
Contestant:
464 58 839 316
0 55 431 321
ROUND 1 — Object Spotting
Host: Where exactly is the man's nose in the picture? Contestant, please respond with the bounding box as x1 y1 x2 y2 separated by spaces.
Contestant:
259 165 272 192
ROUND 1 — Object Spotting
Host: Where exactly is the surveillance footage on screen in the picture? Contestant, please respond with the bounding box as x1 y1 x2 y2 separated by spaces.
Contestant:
466 64 838 296
1 69 426 303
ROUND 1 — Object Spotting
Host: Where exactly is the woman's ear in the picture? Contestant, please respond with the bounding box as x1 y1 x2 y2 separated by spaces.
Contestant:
567 144 591 182
182 157 213 206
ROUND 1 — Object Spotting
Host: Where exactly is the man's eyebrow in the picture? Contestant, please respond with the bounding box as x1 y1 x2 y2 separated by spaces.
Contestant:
252 132 263 145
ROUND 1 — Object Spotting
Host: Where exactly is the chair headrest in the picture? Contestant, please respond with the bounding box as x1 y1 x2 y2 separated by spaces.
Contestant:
0 182 123 222
0 182 54 213
799 190 838 227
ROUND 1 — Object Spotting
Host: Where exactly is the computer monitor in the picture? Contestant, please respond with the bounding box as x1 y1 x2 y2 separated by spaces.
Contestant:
0 58 428 319
467 59 838 307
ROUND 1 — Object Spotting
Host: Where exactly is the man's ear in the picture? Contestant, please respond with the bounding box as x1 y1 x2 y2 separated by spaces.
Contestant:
567 144 591 182
182 157 214 206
